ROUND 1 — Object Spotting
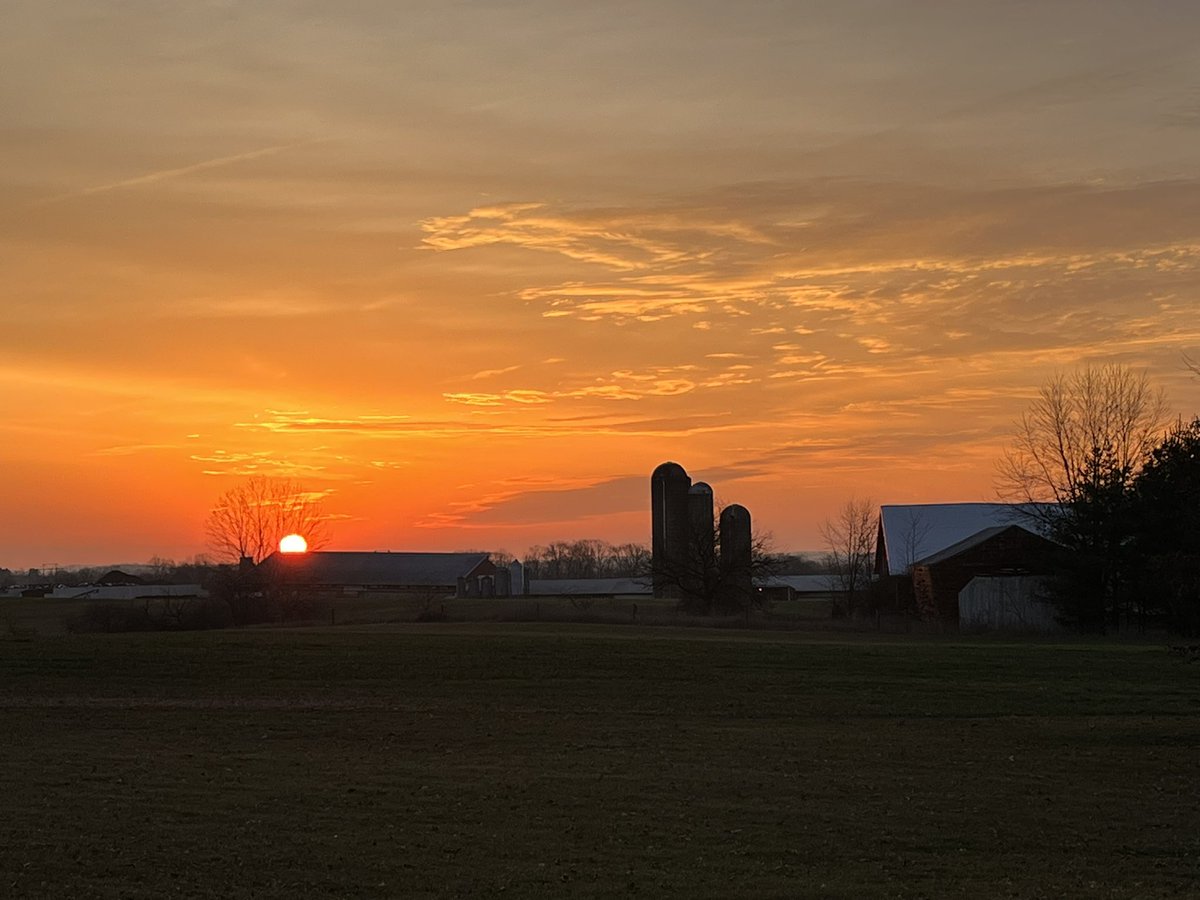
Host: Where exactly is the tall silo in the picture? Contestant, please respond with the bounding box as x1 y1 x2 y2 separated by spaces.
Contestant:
686 481 716 603
719 503 753 611
651 462 692 599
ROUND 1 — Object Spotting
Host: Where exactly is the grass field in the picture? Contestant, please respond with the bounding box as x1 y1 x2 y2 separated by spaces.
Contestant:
2 624 1198 898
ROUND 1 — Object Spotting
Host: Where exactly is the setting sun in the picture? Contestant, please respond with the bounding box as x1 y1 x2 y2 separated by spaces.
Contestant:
279 534 308 554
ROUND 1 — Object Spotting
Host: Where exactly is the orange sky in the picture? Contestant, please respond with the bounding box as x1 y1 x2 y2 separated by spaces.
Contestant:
3 2 1200 569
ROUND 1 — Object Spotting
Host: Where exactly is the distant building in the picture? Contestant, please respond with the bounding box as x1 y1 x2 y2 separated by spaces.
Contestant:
755 575 838 604
96 569 145 586
259 551 512 598
527 578 651 599
46 584 206 601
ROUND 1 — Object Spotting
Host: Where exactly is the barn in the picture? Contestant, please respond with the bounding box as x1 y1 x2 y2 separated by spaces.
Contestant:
526 577 651 599
909 524 1059 623
875 502 1052 579
874 503 1060 625
259 551 511 598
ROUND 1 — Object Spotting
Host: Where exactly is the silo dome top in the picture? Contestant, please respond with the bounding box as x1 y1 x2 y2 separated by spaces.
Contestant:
651 461 689 481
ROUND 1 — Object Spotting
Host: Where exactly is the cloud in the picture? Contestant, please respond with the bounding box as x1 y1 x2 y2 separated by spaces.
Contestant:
419 474 647 528
236 407 755 440
418 180 1200 381
26 140 323 208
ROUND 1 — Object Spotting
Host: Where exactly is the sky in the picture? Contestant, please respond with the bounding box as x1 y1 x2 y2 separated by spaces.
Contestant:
3 1 1200 570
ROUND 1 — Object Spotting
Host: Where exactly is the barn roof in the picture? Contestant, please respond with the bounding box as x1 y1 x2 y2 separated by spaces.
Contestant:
915 524 1045 567
527 578 651 596
98 569 145 585
261 551 491 586
757 575 835 593
876 503 1053 576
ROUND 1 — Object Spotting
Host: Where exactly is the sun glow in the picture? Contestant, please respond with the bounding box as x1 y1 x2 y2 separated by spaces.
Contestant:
279 533 308 553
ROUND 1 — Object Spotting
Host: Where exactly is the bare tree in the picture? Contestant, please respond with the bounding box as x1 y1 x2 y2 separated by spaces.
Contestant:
649 506 780 616
204 476 332 564
997 364 1170 632
898 508 932 573
608 542 652 578
820 496 876 617
522 540 651 580
996 364 1168 506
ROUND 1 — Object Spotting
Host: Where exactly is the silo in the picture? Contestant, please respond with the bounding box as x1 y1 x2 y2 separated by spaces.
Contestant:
687 482 715 542
686 481 717 603
719 503 753 611
651 462 692 599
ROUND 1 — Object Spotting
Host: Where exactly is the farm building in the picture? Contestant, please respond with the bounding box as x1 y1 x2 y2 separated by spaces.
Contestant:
47 584 206 601
958 575 1061 633
523 574 835 604
874 503 1061 626
755 575 839 605
875 502 1052 578
527 577 651 599
260 551 516 598
910 524 1060 624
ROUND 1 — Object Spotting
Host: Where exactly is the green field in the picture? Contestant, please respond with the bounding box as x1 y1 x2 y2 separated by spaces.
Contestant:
2 625 1197 898
1 591 844 639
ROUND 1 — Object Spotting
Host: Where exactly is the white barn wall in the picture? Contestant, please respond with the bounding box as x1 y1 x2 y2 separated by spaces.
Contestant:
959 576 1061 633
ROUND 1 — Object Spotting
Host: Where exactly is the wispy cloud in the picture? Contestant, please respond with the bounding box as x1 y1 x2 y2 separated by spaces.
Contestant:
27 140 322 208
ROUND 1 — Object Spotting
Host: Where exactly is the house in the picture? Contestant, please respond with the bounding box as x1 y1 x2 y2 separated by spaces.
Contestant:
259 551 511 598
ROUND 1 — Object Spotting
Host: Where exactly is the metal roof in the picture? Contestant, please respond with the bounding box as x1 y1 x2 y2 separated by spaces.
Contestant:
527 578 651 596
262 551 491 586
877 503 1053 576
756 575 835 593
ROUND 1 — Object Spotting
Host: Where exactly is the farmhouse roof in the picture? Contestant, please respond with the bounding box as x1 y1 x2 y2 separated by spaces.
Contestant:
876 503 1054 576
261 551 491 586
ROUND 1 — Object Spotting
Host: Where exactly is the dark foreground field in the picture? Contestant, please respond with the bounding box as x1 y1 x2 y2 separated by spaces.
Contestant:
1 625 1197 898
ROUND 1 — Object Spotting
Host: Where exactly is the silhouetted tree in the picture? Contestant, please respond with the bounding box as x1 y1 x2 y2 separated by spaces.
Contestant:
1129 418 1200 636
522 540 651 580
821 496 876 617
204 476 332 564
648 506 780 617
997 364 1167 508
997 365 1169 632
